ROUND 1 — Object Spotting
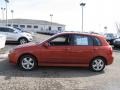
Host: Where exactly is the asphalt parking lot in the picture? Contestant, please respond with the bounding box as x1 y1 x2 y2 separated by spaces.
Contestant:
0 33 120 90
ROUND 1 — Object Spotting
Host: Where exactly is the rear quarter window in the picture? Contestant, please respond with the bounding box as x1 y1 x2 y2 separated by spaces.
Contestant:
93 37 102 46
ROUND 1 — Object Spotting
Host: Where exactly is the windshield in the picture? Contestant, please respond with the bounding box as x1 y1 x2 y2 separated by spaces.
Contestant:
13 28 22 33
14 27 24 32
36 34 57 44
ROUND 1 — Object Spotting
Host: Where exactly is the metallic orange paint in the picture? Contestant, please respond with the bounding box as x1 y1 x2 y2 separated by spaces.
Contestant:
8 32 113 67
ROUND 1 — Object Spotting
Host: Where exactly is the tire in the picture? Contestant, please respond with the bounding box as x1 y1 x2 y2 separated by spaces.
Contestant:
89 57 105 72
19 38 28 44
18 55 38 71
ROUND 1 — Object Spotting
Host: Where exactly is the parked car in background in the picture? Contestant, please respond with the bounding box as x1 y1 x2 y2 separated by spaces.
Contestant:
0 26 33 44
14 27 35 37
104 33 117 45
9 32 113 72
113 38 120 48
0 34 6 49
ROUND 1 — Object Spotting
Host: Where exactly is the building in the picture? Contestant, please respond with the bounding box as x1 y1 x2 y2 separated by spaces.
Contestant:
0 19 65 34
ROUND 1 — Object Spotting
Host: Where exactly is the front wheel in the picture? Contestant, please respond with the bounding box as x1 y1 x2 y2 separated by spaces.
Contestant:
90 58 105 72
19 55 38 71
19 38 28 44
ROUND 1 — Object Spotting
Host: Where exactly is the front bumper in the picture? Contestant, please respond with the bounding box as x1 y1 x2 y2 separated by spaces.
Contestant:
27 37 33 42
8 52 18 64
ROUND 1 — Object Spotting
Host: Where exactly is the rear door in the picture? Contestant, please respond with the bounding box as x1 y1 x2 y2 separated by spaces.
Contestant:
7 28 18 41
0 27 7 36
67 34 94 64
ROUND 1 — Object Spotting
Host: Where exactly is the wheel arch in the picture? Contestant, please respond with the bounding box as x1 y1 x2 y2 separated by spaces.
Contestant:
18 37 28 42
90 56 107 65
17 53 38 66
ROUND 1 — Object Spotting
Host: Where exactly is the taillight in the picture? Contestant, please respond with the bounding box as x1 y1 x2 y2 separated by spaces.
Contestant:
109 46 113 55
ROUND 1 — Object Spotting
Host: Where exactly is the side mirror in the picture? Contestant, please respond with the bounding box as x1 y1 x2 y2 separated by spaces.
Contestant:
43 42 49 48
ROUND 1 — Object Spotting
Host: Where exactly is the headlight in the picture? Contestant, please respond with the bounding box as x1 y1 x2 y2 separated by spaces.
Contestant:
9 48 16 53
27 34 32 37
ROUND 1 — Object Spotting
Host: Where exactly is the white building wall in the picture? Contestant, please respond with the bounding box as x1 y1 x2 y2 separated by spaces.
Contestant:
0 21 65 34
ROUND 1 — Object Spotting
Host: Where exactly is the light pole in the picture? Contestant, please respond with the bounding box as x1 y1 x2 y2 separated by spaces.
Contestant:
80 2 86 32
4 0 9 26
1 7 5 25
50 14 53 30
11 10 14 26
1 7 6 20
104 26 108 33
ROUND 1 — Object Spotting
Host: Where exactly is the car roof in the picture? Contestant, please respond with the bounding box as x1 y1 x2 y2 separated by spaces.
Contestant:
0 26 11 28
56 32 105 38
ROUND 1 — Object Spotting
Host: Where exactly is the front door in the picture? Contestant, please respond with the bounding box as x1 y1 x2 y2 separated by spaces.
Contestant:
40 34 70 64
7 28 18 41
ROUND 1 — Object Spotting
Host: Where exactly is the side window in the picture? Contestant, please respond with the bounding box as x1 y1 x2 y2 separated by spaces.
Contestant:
93 37 101 46
27 25 32 28
0 28 14 32
0 28 4 32
58 27 62 31
34 26 38 29
20 25 25 28
72 35 93 46
49 35 69 46
2 28 9 32
8 28 14 33
13 25 18 28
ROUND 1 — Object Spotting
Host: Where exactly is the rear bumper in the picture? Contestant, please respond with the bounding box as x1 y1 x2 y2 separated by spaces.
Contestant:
107 55 114 65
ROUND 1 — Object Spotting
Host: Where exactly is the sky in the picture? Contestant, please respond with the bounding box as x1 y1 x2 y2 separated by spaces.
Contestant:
0 0 120 33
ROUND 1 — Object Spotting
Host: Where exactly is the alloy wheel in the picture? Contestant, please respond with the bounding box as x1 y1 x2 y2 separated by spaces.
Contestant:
90 58 105 72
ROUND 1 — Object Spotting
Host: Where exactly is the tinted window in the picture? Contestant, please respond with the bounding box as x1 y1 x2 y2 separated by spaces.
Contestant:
93 37 101 46
7 24 11 26
0 28 9 32
27 25 32 28
58 27 62 31
34 26 38 28
8 28 14 32
13 24 18 28
72 35 93 46
20 25 25 28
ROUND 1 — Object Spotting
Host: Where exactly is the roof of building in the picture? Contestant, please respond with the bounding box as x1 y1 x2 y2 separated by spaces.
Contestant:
1 19 65 26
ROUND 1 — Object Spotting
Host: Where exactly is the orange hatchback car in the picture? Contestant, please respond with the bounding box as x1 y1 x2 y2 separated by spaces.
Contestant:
9 32 113 72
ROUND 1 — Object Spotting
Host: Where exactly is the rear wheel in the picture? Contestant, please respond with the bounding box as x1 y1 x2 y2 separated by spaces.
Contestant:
90 58 105 72
18 55 38 71
19 38 28 44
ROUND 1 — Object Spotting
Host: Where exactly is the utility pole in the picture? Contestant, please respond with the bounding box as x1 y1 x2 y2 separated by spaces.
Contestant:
80 2 86 32
50 14 53 30
4 0 9 26
11 10 14 26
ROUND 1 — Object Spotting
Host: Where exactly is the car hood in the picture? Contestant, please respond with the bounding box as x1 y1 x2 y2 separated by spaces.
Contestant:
20 32 32 37
15 42 37 49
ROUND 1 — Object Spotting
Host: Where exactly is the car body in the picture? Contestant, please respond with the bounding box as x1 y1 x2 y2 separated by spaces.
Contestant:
0 26 33 44
14 27 35 37
9 32 113 72
113 38 120 48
